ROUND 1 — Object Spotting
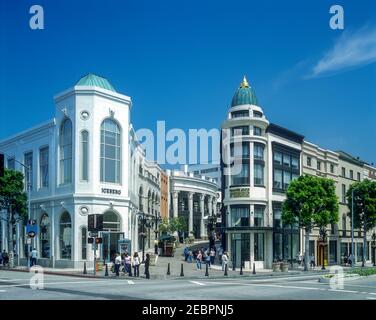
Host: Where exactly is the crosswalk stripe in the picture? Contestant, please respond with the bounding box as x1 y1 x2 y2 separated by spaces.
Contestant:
127 280 135 285
190 281 206 286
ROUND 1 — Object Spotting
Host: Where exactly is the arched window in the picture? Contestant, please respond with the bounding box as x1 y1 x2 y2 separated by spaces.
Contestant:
81 130 89 181
103 211 121 232
40 213 51 258
100 119 121 183
60 118 73 184
59 212 72 259
81 227 87 260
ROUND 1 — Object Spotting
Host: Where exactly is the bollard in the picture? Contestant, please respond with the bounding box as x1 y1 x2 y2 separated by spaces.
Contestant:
205 263 209 277
180 263 184 277
167 263 170 275
105 264 109 277
240 264 243 275
224 264 228 276
253 262 256 275
83 262 87 275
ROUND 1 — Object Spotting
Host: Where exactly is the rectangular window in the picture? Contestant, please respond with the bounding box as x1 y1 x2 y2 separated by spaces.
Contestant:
254 205 264 227
231 162 250 185
283 171 291 189
254 163 264 186
39 147 49 188
7 157 15 170
307 157 311 167
253 143 264 161
357 172 361 181
350 170 353 180
330 164 334 173
231 142 249 158
273 152 282 165
231 126 249 136
317 161 321 171
253 126 262 136
253 111 263 118
342 184 346 203
230 205 250 227
283 154 290 167
254 233 264 261
291 157 299 170
273 169 283 189
231 110 249 118
342 167 346 177
81 131 89 181
24 152 33 191
273 205 282 228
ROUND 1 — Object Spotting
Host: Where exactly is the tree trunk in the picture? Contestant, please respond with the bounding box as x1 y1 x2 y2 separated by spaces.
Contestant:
304 227 310 271
7 207 13 254
363 224 367 267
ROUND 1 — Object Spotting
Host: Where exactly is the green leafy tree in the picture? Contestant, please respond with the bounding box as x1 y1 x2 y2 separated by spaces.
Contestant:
347 179 376 266
0 169 28 254
282 175 338 271
158 217 187 240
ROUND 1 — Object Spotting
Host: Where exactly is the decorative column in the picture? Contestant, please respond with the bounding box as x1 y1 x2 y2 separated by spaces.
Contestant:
188 192 194 235
212 197 217 216
172 191 179 218
200 194 206 238
208 196 213 217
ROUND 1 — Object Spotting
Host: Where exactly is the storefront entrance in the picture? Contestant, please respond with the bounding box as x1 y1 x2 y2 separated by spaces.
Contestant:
101 232 124 262
317 241 328 266
231 233 250 268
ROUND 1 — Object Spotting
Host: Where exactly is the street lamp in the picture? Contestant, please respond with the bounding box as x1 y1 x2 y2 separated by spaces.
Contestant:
372 232 376 267
138 211 152 263
207 215 217 250
154 215 162 254
319 228 327 270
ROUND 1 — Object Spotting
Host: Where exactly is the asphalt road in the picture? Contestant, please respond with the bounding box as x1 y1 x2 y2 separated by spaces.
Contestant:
0 270 375 300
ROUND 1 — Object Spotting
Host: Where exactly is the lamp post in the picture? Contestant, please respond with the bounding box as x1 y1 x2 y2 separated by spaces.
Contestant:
154 215 162 254
207 215 216 250
372 232 376 267
319 227 327 270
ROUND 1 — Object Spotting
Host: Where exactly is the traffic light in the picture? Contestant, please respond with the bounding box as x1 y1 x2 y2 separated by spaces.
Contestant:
88 238 94 244
95 238 102 244
0 154 4 178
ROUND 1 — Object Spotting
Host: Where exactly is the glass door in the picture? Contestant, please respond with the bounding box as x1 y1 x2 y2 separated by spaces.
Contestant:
101 232 124 262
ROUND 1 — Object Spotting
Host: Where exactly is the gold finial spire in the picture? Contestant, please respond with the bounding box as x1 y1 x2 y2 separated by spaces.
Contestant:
240 75 249 88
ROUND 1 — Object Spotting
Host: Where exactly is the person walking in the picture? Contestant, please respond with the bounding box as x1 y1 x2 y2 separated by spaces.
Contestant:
1 250 8 267
114 252 122 276
218 246 223 265
188 250 193 263
133 252 140 277
222 251 228 271
145 253 150 279
310 254 315 268
210 248 216 265
297 252 303 266
124 252 132 276
30 248 38 266
184 247 189 262
205 250 211 267
196 250 202 270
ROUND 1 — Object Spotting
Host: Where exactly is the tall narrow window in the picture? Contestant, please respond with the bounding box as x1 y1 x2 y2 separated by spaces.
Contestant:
254 143 264 186
7 158 15 170
24 152 33 191
81 131 89 181
342 184 346 203
60 118 73 184
39 147 49 188
60 212 72 259
254 205 264 227
100 119 121 183
40 214 50 258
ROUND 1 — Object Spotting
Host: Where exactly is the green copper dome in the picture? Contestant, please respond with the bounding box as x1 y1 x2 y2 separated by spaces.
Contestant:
76 73 116 92
231 76 259 107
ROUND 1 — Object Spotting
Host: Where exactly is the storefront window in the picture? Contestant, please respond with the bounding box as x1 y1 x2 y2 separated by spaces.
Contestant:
254 205 264 227
357 243 363 262
273 205 282 228
40 214 50 258
59 212 72 259
254 233 264 261
273 233 282 261
231 233 250 268
329 240 337 264
81 227 87 260
230 205 249 227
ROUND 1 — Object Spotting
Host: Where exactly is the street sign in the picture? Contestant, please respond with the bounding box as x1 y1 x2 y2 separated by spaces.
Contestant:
88 214 103 232
26 221 38 237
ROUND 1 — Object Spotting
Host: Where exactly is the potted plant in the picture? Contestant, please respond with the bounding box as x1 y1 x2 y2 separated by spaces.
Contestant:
280 260 289 272
272 259 281 272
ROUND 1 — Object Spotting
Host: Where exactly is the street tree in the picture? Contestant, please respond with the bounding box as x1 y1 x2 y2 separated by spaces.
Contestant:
347 179 376 267
282 175 338 271
0 169 28 254
158 217 187 242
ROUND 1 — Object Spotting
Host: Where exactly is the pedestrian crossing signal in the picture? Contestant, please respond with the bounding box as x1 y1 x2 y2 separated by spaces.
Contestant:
95 238 102 244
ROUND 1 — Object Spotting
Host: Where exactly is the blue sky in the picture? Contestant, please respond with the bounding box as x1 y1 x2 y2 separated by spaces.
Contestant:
1 0 375 164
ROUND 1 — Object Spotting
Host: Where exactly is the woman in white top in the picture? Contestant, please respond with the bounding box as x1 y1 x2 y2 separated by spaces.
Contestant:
133 252 140 277
124 253 132 276
221 252 228 271
114 253 122 276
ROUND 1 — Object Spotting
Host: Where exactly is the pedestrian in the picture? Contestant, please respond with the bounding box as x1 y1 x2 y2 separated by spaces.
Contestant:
30 248 38 266
124 252 132 276
184 247 189 261
196 250 202 270
145 253 150 279
218 246 223 265
2 251 9 267
133 252 140 277
310 254 315 268
222 251 228 271
343 252 348 266
188 250 193 263
114 252 122 276
297 252 303 266
210 248 215 265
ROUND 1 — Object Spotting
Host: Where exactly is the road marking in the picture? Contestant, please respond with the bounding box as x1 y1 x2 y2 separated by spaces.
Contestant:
190 281 206 286
127 280 135 285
